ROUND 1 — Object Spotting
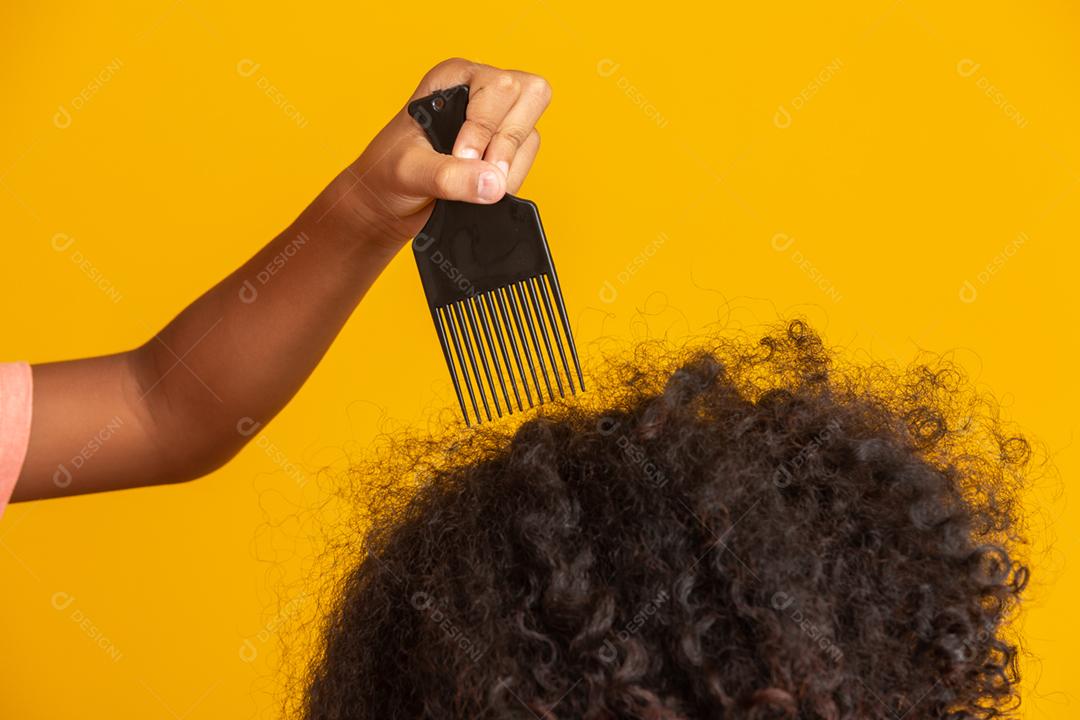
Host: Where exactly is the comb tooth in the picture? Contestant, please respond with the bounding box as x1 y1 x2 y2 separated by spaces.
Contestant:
503 285 543 404
475 294 514 414
440 305 479 425
529 275 572 396
484 291 522 412
534 275 576 395
432 308 470 426
526 277 564 398
514 281 554 401
543 272 585 392
451 301 491 423
494 288 532 409
466 295 503 418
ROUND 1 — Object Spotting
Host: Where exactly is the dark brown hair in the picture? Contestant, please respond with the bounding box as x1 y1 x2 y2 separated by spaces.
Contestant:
304 321 1030 720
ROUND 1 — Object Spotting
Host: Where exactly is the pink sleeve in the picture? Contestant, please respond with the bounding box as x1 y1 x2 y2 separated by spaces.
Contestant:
0 362 33 518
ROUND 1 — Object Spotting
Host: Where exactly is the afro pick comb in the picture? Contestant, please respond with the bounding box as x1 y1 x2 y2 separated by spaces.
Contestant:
408 84 583 426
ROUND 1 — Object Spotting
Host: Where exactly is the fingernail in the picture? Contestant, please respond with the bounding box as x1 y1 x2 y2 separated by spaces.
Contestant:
495 160 510 177
459 147 480 159
478 171 501 201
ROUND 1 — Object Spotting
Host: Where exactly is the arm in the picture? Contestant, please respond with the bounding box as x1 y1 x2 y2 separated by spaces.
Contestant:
12 58 550 502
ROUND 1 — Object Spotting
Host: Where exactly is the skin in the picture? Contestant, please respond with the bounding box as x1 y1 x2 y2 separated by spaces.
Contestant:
12 58 551 502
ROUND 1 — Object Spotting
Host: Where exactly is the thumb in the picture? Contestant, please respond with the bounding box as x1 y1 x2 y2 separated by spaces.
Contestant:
402 144 506 204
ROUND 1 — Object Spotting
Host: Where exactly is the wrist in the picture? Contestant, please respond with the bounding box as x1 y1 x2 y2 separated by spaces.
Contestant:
299 173 409 262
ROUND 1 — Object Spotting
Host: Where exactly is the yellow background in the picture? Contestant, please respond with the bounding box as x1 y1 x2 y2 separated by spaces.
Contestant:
1 1 1077 717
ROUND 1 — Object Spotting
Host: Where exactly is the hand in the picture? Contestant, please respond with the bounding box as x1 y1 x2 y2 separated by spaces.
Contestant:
323 58 552 247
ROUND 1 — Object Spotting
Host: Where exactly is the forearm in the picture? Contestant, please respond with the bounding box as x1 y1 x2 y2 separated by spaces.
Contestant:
14 177 401 500
136 176 402 479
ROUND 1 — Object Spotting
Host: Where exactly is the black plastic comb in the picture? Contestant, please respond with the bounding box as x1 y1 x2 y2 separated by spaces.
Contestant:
408 84 583 426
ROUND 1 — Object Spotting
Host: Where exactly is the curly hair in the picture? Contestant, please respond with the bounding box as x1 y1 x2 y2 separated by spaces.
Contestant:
302 321 1031 720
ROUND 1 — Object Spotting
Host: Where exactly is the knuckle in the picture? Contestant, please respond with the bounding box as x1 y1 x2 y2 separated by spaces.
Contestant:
493 72 518 93
390 153 412 187
529 76 553 103
497 125 531 148
466 115 500 138
435 56 467 71
426 57 475 82
432 160 457 194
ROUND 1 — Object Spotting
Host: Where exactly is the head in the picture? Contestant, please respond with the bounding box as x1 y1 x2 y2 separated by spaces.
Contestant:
304 321 1029 720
